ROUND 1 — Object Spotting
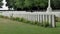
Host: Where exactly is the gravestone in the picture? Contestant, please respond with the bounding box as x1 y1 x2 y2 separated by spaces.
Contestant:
0 0 8 10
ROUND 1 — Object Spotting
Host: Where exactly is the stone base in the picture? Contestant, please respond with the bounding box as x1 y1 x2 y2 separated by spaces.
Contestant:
0 7 8 10
46 7 52 12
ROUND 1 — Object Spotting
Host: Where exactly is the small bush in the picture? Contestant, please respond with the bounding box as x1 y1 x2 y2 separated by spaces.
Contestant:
34 21 42 26
15 17 20 21
55 17 60 22
37 22 41 26
20 18 25 22
32 21 38 25
43 21 49 27
22 20 27 23
11 17 16 20
0 15 4 18
4 16 9 19
25 20 32 23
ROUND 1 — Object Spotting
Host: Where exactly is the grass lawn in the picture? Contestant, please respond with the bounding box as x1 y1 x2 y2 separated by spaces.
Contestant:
0 18 60 34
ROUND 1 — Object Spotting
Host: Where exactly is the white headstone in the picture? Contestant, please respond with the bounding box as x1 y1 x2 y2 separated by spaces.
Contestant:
0 0 8 10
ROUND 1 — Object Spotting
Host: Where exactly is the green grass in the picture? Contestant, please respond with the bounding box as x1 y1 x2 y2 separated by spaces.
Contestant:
0 18 60 34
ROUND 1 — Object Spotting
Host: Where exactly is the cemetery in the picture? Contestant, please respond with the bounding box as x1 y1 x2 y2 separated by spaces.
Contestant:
0 0 60 34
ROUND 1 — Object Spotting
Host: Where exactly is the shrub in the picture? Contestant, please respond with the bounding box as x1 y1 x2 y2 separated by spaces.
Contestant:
37 22 41 26
15 17 20 21
21 19 28 23
11 17 16 20
32 21 38 25
55 17 58 22
20 18 25 22
3 16 9 19
55 17 60 22
0 15 4 18
43 21 49 27
25 20 32 23
34 21 42 26
10 17 13 20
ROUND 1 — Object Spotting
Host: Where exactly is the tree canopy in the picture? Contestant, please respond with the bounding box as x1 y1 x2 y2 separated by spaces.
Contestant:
51 0 60 9
6 0 48 10
0 0 3 8
0 0 60 10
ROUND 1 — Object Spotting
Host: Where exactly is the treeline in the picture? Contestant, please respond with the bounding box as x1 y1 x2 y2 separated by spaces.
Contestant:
1 0 60 10
51 0 60 10
6 0 48 11
0 0 3 8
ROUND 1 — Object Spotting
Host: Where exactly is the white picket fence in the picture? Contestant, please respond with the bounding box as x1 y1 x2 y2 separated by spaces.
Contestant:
0 11 56 27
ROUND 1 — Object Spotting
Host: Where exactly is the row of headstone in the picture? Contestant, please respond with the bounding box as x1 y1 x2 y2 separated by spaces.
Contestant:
1 11 56 28
11 13 56 28
0 0 56 28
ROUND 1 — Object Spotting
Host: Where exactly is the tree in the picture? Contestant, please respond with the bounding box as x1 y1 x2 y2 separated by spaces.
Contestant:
0 0 3 8
6 0 15 10
34 0 48 10
24 0 34 10
5 0 60 10
51 0 60 9
14 0 25 10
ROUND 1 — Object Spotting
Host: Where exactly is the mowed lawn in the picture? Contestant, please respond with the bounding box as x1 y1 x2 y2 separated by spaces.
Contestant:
0 18 60 34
